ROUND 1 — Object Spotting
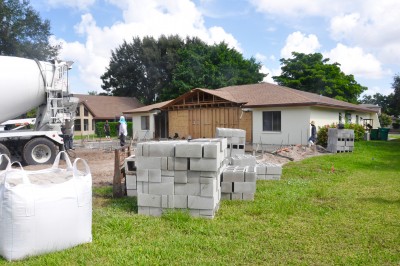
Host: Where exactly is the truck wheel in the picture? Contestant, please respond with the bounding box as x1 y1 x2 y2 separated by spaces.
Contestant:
0 143 11 170
23 138 57 165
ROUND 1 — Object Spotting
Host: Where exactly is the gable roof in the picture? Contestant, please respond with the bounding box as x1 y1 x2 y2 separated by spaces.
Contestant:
73 94 144 119
217 83 376 113
123 100 173 114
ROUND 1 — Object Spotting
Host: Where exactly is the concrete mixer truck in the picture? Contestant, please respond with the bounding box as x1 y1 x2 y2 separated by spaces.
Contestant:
0 56 79 169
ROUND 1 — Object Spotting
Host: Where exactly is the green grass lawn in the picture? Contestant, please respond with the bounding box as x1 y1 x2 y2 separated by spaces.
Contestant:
2 140 400 265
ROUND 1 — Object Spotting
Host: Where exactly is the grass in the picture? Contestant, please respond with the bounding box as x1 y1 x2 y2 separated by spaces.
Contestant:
2 140 400 265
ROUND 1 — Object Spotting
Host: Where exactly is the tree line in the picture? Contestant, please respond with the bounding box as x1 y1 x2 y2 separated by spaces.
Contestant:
1 0 399 117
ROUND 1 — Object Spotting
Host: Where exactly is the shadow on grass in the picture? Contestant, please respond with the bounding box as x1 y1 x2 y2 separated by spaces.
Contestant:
359 197 400 206
93 186 138 213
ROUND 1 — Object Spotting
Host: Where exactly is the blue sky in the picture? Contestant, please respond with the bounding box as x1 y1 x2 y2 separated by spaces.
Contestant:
32 0 399 97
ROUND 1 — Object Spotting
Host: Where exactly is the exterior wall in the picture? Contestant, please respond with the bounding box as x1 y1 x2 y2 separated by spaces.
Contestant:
253 106 379 145
169 110 189 139
131 113 155 140
74 104 95 136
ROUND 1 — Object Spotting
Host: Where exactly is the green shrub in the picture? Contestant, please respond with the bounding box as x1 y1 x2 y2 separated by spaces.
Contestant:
378 113 392 128
317 123 365 147
95 122 133 138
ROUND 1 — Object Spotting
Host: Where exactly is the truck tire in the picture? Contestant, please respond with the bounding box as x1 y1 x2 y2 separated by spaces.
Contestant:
23 138 57 165
0 143 11 170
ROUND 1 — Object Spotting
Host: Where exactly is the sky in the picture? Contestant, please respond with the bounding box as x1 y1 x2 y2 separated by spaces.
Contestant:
32 0 400 98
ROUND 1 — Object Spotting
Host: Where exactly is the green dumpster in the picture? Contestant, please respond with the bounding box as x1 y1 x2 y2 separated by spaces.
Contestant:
370 129 379 140
378 128 390 141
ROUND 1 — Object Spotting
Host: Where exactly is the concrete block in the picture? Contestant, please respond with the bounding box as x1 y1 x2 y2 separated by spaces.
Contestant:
244 171 256 182
137 169 149 182
138 193 162 207
142 142 150 157
148 182 174 195
257 174 266 180
162 176 174 183
191 157 222 172
223 168 244 182
161 170 175 177
149 142 175 157
200 177 214 184
242 193 255 201
187 176 200 184
264 175 280 180
188 195 218 210
149 207 163 217
174 170 188 184
162 195 174 208
266 163 282 175
174 195 188 208
255 164 267 175
199 209 215 216
161 157 168 170
231 148 245 156
126 174 137 189
135 143 143 157
167 157 175 170
175 142 203 158
200 171 220 178
189 209 200 217
188 170 201 178
137 181 148 193
126 189 137 197
175 158 189 171
233 182 256 193
138 206 149 215
175 183 201 196
203 143 219 158
136 156 162 169
221 193 231 200
231 193 243 200
200 179 217 197
148 169 162 183
221 182 233 193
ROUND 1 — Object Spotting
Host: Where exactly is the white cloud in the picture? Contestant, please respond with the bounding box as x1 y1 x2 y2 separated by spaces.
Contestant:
44 0 95 10
260 65 281 84
55 0 241 93
255 53 267 62
281 31 321 59
323 43 388 79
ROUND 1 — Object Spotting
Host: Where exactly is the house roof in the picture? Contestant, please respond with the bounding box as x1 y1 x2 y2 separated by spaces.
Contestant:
73 94 144 119
123 100 173 114
217 83 376 113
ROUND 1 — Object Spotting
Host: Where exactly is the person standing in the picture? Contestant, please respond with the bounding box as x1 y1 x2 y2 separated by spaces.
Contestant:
104 120 110 139
308 121 317 146
118 116 128 147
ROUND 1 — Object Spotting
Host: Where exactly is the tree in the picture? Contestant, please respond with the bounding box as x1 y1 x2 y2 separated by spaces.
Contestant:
101 35 265 104
378 113 392 128
0 0 59 60
360 93 393 114
389 74 400 116
272 52 367 104
101 35 184 104
160 38 265 100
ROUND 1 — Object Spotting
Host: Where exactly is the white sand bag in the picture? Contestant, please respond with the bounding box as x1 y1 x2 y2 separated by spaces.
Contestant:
0 152 92 261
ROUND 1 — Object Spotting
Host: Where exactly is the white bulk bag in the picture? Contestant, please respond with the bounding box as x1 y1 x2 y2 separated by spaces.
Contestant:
0 152 92 261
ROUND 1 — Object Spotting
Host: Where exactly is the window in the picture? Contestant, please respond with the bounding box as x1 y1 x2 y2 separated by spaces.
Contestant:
75 119 81 131
84 119 89 131
262 111 281 131
76 106 80 116
84 108 89 116
141 116 150 130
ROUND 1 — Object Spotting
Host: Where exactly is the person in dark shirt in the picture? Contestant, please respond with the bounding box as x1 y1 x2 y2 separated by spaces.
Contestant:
308 121 317 145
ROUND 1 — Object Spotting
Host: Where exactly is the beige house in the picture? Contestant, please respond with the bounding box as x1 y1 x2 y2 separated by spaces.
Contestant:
73 94 143 136
124 83 379 145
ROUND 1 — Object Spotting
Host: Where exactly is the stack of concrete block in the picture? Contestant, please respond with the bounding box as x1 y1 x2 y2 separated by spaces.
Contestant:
230 154 257 167
215 128 246 156
221 166 256 200
327 128 355 153
135 139 228 219
255 163 282 180
125 155 137 197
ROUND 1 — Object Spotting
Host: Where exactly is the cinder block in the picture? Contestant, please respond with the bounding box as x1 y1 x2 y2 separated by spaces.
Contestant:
162 176 174 183
244 171 256 182
223 168 244 182
138 206 149 215
231 136 240 144
149 207 163 217
148 169 162 183
142 142 150 157
200 177 214 184
266 163 282 175
188 170 201 178
167 157 175 170
135 143 143 157
174 195 188 208
174 170 188 184
175 183 201 196
136 157 162 169
242 193 255 201
221 193 231 200
137 169 149 182
126 174 137 189
257 174 266 180
255 165 267 175
187 176 200 183
200 171 220 178
231 193 243 200
161 157 168 170
200 179 217 197
162 195 174 208
175 158 189 171
161 170 174 177
199 209 215 216
188 195 218 210
175 142 203 158
264 175 280 180
190 158 220 171
136 181 148 193
233 182 256 193
149 142 175 157
148 182 174 195
203 143 219 158
126 189 137 197
138 193 162 207
221 182 233 193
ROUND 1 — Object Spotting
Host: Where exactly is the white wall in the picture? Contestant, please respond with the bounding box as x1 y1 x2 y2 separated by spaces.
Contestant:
131 113 155 140
253 106 379 145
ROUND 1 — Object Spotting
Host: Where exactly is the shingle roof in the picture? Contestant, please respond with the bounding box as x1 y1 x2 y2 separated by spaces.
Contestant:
217 83 375 113
73 94 144 119
123 100 172 114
